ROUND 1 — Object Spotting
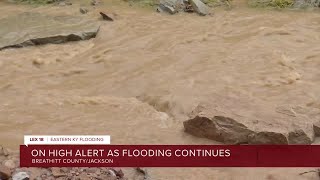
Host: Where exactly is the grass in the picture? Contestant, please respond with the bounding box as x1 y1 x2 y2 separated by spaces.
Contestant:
126 0 157 7
248 0 294 8
270 0 294 8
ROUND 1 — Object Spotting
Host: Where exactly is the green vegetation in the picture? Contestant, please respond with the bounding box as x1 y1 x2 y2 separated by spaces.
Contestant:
248 0 294 8
203 0 227 6
125 0 157 7
270 0 294 8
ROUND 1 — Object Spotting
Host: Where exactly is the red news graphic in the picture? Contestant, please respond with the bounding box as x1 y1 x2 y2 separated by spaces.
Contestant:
20 145 320 167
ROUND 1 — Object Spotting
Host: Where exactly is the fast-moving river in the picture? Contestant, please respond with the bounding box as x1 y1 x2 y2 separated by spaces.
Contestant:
0 0 320 179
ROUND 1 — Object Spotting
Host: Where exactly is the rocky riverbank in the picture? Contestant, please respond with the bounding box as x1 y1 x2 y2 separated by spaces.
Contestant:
0 146 126 180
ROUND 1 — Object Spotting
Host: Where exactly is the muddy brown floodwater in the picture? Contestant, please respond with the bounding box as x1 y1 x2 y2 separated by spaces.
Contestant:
0 0 320 179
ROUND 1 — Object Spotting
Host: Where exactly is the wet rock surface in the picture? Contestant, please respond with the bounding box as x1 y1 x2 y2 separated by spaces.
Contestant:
100 12 114 21
0 12 100 50
80 7 89 14
184 95 315 144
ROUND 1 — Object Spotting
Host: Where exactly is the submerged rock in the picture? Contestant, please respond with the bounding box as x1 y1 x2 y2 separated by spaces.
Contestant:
80 7 89 14
100 12 114 21
184 95 315 144
0 12 100 51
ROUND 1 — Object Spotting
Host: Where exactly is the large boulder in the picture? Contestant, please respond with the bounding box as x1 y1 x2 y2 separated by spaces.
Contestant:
189 0 210 15
157 0 185 14
184 95 315 144
288 129 313 144
0 12 100 50
248 131 288 144
184 115 254 144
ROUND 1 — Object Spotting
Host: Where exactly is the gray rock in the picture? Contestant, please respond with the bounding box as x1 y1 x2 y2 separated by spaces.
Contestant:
0 12 100 51
184 115 254 144
188 0 210 15
157 4 177 14
12 172 29 180
288 129 313 144
100 12 114 21
80 7 89 14
248 131 288 144
313 121 320 136
157 0 179 14
183 95 316 144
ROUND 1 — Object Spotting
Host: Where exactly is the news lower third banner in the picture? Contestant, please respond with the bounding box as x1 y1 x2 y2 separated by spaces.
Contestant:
20 145 320 167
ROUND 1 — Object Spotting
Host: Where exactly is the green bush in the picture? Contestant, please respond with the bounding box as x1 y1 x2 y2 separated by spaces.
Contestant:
248 0 294 8
270 0 294 7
